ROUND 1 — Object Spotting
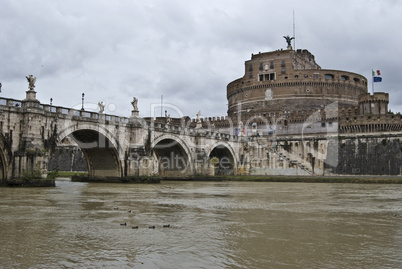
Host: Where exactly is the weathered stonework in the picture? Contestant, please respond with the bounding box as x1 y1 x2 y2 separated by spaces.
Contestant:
48 145 88 172
1 44 401 179
227 48 368 118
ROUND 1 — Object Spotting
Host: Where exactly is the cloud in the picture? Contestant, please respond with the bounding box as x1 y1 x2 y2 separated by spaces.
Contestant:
1 0 402 118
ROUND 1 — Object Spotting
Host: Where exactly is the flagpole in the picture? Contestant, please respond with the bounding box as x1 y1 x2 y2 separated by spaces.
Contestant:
372 69 374 95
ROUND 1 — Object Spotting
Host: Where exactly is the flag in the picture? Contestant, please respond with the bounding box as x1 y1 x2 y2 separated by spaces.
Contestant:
372 69 382 83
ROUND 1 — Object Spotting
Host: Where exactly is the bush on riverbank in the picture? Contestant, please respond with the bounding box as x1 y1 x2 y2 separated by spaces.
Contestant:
1 178 55 187
46 171 59 180
1 172 56 187
0 170 56 187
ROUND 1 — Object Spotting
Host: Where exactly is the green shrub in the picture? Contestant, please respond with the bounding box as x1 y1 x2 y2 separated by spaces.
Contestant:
47 171 59 179
22 170 42 180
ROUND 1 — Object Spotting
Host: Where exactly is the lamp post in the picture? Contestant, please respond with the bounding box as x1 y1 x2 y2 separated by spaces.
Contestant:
81 93 85 111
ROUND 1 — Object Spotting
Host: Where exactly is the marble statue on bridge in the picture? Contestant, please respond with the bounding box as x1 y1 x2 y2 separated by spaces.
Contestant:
26 75 36 90
196 110 202 129
130 97 139 118
196 110 201 123
131 97 138 111
98 101 105 114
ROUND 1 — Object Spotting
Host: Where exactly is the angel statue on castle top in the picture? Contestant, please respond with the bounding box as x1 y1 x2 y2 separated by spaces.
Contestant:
283 35 294 47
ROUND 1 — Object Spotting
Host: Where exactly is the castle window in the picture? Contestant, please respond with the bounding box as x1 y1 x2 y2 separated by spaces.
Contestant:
353 78 360 83
281 60 286 67
281 68 286 74
295 75 299 78
259 63 263 70
270 61 274 69
321 122 326 127
324 74 334 79
341 75 349 81
249 73 253 79
314 73 319 79
259 73 276 81
249 64 253 71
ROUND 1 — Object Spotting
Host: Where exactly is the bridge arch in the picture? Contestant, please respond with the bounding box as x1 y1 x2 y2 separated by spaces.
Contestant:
57 123 125 178
151 134 193 177
206 142 237 175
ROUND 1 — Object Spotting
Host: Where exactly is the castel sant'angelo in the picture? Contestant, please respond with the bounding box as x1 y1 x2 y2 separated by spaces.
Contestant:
193 37 402 176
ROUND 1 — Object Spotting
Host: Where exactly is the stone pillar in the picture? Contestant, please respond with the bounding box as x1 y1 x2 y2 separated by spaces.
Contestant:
22 90 40 109
131 110 139 118
25 89 38 101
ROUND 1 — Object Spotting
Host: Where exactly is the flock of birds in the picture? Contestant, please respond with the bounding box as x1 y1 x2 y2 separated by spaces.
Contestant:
114 207 171 229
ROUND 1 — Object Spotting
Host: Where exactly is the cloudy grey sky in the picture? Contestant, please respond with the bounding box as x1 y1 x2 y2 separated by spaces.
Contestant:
1 0 401 118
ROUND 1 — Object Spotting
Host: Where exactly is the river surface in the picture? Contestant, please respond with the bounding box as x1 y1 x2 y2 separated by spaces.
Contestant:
1 179 402 268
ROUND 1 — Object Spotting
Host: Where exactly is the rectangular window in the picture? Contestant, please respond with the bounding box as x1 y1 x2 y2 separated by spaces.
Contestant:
259 63 263 70
249 73 253 79
259 72 276 81
314 73 319 79
281 68 286 74
281 60 286 67
270 61 274 69
249 64 253 71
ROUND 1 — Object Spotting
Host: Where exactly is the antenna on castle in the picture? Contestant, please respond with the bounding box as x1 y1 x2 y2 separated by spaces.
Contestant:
293 10 296 50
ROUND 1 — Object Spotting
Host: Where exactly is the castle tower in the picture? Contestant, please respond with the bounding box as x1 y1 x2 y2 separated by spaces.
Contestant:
359 92 389 115
226 47 368 120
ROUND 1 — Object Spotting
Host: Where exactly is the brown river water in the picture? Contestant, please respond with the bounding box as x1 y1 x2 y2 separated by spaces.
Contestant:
0 179 401 268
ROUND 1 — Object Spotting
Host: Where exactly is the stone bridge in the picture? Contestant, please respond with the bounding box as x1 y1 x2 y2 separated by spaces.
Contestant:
0 89 246 181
